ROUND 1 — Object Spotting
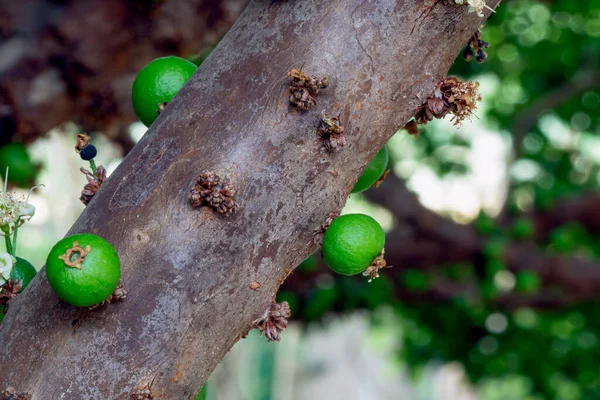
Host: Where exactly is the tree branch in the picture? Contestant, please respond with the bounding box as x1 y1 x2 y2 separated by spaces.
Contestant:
0 0 499 398
363 173 600 304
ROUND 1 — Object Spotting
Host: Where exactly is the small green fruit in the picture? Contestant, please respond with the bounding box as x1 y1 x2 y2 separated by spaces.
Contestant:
0 143 37 187
352 146 389 193
132 56 198 127
10 257 37 292
46 233 121 307
322 214 385 275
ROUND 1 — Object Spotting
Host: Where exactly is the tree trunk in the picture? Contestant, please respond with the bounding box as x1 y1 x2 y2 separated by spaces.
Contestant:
0 0 499 398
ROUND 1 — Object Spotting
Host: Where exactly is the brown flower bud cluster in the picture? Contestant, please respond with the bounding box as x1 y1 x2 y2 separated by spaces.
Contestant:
89 281 128 310
0 279 22 309
317 111 345 152
1 387 30 400
80 165 107 206
415 76 481 126
463 28 490 63
189 172 239 216
253 301 291 342
287 68 329 110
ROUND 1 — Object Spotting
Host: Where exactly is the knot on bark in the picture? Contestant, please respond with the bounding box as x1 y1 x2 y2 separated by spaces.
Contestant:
317 111 345 153
189 172 239 216
253 301 291 342
1 387 30 400
415 76 481 126
287 68 328 110
80 165 107 206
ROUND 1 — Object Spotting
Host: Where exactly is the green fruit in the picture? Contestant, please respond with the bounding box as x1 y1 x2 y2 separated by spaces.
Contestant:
322 214 385 275
132 56 198 127
0 143 37 187
46 233 121 307
195 383 208 400
297 254 319 273
10 257 37 292
351 146 389 193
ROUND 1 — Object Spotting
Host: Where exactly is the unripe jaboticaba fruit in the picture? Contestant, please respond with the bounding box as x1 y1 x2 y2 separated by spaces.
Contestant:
322 214 385 276
132 56 198 127
46 233 121 307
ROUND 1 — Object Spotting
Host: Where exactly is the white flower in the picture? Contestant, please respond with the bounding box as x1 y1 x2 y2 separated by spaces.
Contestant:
0 192 19 228
0 252 15 285
454 0 493 17
0 192 36 229
16 201 35 222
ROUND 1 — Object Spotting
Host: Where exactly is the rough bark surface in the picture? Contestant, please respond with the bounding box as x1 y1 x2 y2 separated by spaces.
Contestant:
0 0 500 398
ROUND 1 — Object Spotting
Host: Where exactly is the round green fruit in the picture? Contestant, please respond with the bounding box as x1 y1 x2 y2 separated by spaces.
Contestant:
46 233 121 307
10 257 37 292
351 146 389 193
132 56 198 127
0 142 37 187
322 213 385 276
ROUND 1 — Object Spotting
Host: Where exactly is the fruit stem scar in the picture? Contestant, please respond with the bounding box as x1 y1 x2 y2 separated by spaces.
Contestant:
58 241 91 269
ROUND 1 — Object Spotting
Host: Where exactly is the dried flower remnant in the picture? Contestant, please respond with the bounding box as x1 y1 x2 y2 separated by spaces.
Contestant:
463 28 490 63
156 102 168 117
89 282 127 310
0 278 22 308
317 111 345 152
130 383 153 400
287 68 328 110
415 76 481 126
443 0 495 17
189 172 239 216
253 301 291 342
74 133 92 152
79 166 107 205
362 249 391 282
372 170 391 188
403 119 419 137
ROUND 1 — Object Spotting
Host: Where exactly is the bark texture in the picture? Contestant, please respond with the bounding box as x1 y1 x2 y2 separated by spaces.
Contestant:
0 0 499 398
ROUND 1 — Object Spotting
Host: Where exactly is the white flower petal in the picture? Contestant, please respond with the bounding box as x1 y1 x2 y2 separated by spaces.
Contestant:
0 252 14 280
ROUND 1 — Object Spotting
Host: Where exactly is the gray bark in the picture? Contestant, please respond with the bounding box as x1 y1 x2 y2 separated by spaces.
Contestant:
0 0 499 398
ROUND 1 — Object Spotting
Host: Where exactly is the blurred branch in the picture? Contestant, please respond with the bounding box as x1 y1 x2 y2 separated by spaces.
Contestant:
531 192 600 238
0 0 248 148
511 68 600 154
283 173 600 309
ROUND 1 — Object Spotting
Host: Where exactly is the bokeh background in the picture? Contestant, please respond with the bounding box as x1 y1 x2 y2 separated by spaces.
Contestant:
1 0 599 399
